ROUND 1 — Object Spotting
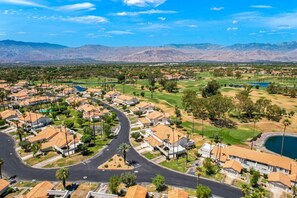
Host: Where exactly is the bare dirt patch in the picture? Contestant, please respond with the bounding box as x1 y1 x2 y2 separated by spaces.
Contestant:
71 183 98 198
98 154 134 170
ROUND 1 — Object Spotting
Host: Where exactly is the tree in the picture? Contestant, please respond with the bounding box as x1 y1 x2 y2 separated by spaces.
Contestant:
281 118 291 156
103 123 111 138
203 158 216 175
0 159 3 179
196 167 202 186
118 143 131 163
81 134 92 145
196 184 211 198
266 104 283 122
64 120 74 129
19 140 31 152
31 142 41 157
152 174 166 192
182 90 197 111
120 172 136 187
250 170 260 188
17 127 25 142
109 175 120 194
131 132 142 141
56 168 69 190
201 80 220 98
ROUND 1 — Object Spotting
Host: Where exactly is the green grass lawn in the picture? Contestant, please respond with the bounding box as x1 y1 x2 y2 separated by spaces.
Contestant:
142 151 161 160
25 151 59 166
44 137 110 168
182 121 259 145
160 154 196 173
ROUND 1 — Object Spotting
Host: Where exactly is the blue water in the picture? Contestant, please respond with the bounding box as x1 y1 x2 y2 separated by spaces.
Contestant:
39 109 52 113
74 85 87 92
264 135 297 159
249 82 270 88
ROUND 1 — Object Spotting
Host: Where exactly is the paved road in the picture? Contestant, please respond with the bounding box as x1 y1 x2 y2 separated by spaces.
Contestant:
0 104 242 198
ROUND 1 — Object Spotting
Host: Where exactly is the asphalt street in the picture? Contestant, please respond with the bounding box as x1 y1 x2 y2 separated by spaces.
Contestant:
0 104 242 198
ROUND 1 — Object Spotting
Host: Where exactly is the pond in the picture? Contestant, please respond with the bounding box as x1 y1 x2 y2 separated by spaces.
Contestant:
74 85 87 92
249 82 270 88
264 135 297 159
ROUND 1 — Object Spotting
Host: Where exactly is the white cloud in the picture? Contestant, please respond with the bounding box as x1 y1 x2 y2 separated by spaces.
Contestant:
0 0 45 7
57 2 96 11
158 17 166 21
250 5 273 9
107 30 134 35
227 27 238 31
62 15 108 24
232 20 238 24
16 31 26 34
248 33 257 36
139 23 168 30
210 7 224 11
123 0 166 7
189 24 197 28
0 32 6 36
115 9 177 16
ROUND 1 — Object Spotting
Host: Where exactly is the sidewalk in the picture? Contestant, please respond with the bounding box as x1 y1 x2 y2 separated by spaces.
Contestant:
33 155 63 168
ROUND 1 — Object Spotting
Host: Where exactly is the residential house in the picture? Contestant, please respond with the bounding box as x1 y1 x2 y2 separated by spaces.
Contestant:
41 128 81 155
85 88 102 97
18 112 51 129
66 96 88 106
145 124 187 158
114 95 139 106
125 185 147 198
77 104 108 121
134 102 154 113
146 111 170 126
28 126 63 143
18 96 55 107
104 91 121 100
0 179 9 197
223 160 242 176
211 145 297 175
268 172 291 192
168 189 189 198
21 181 54 198
15 80 28 88
0 109 18 120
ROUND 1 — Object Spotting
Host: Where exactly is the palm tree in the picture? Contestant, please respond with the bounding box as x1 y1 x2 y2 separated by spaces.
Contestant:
31 143 41 158
56 168 69 190
17 127 24 142
73 133 77 153
281 118 292 156
0 159 3 179
196 167 202 186
118 143 131 163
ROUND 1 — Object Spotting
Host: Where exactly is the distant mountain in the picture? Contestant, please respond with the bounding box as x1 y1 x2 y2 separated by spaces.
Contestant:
164 43 223 50
0 40 67 49
227 42 297 51
1 40 297 63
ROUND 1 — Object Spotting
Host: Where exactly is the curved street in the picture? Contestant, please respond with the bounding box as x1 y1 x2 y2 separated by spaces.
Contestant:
0 104 242 198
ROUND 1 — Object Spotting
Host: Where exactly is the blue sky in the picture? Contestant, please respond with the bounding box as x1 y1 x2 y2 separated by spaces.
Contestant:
1 0 297 46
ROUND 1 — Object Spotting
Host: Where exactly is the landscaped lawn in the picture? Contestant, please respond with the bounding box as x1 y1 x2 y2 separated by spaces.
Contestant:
160 154 196 173
182 121 259 145
142 151 161 160
25 151 59 166
44 138 110 168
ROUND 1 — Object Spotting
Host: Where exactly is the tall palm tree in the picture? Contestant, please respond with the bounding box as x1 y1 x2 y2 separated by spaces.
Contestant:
73 133 77 153
118 143 131 163
31 142 41 158
17 127 24 142
0 159 3 179
196 167 202 186
281 118 292 156
55 168 69 190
